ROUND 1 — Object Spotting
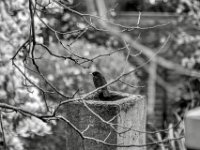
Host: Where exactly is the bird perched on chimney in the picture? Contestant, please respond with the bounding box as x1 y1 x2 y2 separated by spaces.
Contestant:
91 71 126 101
91 71 110 99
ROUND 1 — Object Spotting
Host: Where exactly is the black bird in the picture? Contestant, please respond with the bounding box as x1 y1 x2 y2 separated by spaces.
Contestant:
91 71 110 98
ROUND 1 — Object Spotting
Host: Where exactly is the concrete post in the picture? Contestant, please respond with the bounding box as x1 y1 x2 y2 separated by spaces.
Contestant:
63 92 146 150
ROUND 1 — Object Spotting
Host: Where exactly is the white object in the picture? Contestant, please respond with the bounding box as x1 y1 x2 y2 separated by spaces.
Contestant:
185 107 200 149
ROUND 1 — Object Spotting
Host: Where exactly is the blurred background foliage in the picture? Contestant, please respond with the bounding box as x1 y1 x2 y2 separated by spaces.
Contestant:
1 0 200 149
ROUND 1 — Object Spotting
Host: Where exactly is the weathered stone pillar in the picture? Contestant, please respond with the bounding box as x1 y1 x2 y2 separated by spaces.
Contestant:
62 92 146 150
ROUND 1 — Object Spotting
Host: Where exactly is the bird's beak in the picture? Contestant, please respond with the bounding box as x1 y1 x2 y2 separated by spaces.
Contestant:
89 72 93 76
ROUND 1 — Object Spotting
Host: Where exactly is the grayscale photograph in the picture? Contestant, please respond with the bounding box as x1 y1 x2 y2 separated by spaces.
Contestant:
0 0 199 149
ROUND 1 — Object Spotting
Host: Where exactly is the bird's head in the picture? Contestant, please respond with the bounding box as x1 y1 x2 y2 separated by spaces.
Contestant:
91 71 102 77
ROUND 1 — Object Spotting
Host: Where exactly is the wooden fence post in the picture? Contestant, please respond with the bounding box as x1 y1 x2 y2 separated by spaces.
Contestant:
62 92 146 150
